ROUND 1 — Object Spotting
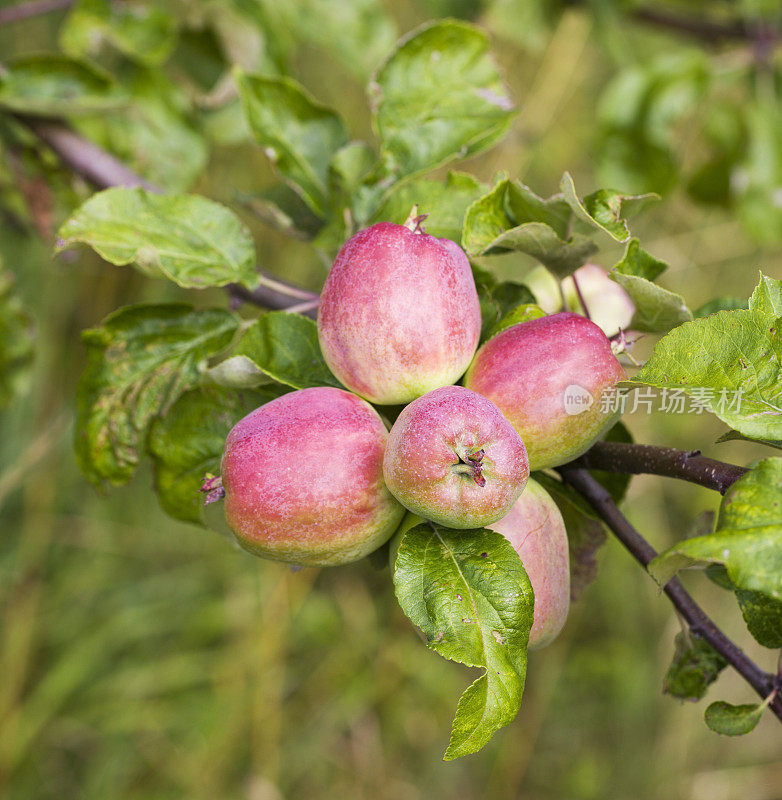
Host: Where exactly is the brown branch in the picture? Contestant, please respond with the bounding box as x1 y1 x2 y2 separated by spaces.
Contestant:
19 117 156 191
573 441 749 495
0 0 72 25
631 6 751 44
561 0 777 45
558 467 782 722
12 116 316 312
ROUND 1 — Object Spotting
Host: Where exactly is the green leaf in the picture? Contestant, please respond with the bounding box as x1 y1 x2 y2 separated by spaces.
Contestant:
478 224 596 279
462 179 597 277
489 303 546 338
206 356 273 390
329 142 377 200
609 271 692 333
0 55 125 116
148 385 285 524
60 0 177 67
533 473 607 602
649 459 782 599
226 312 342 390
461 180 510 254
473 266 536 343
372 171 487 242
704 700 768 736
715 429 782 451
236 71 348 217
74 68 208 191
393 523 533 760
504 180 573 237
560 172 658 242
663 632 728 702
735 589 782 649
0 267 35 409
613 238 667 281
694 297 747 318
76 304 239 488
370 20 515 180
629 310 782 440
705 562 733 591
748 272 782 317
57 187 258 290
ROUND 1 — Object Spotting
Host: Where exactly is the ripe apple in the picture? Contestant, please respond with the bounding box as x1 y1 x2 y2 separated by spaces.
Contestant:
382 385 529 529
317 218 481 405
464 312 625 469
217 387 405 566
562 263 635 337
488 478 570 649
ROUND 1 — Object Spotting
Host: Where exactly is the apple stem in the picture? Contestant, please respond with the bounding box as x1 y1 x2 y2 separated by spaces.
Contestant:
403 205 429 234
200 473 225 505
572 273 591 320
454 449 486 486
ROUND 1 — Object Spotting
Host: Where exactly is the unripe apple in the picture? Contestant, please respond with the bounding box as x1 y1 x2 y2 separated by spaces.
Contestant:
562 263 635 337
488 479 570 649
382 386 529 529
317 218 481 405
218 387 405 566
463 312 625 469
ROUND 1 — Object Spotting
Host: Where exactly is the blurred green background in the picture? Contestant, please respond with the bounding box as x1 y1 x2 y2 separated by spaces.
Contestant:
1 1 781 798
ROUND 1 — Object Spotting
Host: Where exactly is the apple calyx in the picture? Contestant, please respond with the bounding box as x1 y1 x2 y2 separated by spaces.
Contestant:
402 204 429 234
452 448 487 487
200 473 225 505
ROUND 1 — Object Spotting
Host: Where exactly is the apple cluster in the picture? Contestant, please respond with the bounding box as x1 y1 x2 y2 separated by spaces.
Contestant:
207 215 626 648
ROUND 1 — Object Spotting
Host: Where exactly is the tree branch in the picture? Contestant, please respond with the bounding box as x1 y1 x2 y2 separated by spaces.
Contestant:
573 441 749 494
0 0 72 25
20 117 156 191
13 116 316 312
631 6 752 44
562 0 775 45
558 467 782 723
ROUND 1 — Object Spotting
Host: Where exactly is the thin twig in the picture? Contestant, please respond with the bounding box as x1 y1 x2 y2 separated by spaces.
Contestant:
282 298 320 316
558 467 782 722
571 273 590 320
632 6 752 43
13 117 316 310
226 284 318 315
562 0 775 45
0 0 72 25
573 441 749 494
19 117 156 191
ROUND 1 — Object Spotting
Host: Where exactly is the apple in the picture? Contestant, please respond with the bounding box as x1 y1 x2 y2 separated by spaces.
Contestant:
317 217 481 405
216 387 405 566
464 312 626 469
562 263 635 337
488 479 570 649
382 385 529 529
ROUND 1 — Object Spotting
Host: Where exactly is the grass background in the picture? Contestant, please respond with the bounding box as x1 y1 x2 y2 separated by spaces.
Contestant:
1 2 781 798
